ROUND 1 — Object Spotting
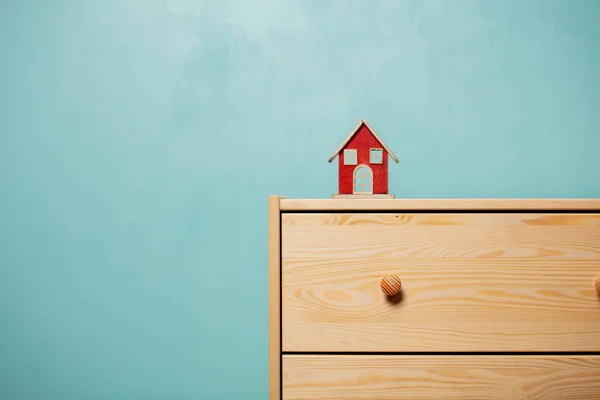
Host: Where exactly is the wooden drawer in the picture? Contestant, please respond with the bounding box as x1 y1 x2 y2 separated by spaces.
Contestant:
282 213 600 352
282 355 600 399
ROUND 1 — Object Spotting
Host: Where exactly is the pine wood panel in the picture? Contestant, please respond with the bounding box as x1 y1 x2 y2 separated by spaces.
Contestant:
268 196 282 400
282 355 600 400
282 213 600 352
282 213 600 259
282 258 600 352
280 198 600 211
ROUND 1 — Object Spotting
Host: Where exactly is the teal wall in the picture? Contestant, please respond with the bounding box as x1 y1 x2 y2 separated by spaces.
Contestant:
1 1 599 398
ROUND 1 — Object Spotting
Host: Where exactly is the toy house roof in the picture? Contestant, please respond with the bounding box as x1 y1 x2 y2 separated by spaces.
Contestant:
328 118 399 163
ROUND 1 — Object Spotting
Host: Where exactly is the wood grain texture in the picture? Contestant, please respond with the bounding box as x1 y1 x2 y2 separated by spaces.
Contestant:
280 198 600 211
282 355 600 400
282 213 600 351
282 213 600 259
268 196 282 400
380 274 402 296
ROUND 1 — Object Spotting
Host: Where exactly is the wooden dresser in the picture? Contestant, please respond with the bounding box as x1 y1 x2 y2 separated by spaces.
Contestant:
269 196 600 399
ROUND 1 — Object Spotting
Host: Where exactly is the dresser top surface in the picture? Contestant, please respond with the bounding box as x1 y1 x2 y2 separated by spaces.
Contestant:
275 197 600 211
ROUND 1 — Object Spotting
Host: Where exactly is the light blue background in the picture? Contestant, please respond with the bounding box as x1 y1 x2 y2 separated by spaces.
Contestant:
1 0 599 399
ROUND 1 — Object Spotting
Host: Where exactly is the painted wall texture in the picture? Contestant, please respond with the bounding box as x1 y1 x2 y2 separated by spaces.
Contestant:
1 0 599 398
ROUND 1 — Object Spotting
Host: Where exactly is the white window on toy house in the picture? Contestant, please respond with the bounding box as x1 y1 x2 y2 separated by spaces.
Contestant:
370 148 383 164
353 165 373 194
344 149 357 165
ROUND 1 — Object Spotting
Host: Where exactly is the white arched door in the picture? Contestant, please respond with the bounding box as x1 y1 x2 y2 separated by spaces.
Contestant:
353 165 373 194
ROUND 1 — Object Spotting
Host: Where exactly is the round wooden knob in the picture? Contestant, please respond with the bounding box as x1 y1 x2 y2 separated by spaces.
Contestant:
380 274 402 296
594 276 600 293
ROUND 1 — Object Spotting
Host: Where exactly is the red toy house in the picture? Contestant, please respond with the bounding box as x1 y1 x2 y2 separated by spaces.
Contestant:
328 118 399 198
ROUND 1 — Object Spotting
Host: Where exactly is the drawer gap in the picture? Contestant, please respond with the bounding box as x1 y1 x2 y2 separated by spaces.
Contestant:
282 351 600 356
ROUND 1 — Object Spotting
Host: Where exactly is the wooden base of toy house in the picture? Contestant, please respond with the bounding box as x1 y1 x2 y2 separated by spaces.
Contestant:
332 194 395 199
